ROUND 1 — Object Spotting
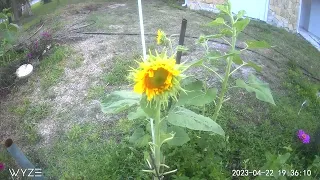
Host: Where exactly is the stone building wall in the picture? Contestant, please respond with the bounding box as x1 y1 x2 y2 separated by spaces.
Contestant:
188 0 301 31
188 0 225 12
267 0 300 31
197 0 225 4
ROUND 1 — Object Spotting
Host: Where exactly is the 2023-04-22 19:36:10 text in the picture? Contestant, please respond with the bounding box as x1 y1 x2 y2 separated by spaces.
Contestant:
232 169 312 177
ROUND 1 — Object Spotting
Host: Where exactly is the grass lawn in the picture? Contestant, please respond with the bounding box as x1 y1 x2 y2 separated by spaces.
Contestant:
21 0 110 30
0 0 319 179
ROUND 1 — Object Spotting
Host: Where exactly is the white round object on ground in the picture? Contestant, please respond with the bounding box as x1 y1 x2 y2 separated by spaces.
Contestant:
16 64 34 79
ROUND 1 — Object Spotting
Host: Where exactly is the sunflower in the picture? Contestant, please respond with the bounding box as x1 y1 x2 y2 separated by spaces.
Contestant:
156 29 166 45
130 51 183 104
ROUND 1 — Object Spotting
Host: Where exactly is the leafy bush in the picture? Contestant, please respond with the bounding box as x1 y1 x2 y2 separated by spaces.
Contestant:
0 8 19 67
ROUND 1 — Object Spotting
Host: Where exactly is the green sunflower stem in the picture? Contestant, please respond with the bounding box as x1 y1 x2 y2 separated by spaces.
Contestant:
153 104 162 179
212 12 236 122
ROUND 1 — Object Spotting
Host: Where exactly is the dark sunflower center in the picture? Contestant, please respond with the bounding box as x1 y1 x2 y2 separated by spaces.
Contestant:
146 68 169 88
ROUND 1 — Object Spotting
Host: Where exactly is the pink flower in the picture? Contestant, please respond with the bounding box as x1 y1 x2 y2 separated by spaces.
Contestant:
42 31 51 38
27 53 32 59
0 162 5 171
34 40 39 49
297 129 310 144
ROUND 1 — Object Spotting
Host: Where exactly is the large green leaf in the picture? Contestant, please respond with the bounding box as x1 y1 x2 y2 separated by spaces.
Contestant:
101 99 138 114
216 4 229 14
220 28 233 37
8 23 19 32
245 61 262 72
184 59 204 71
207 17 225 26
0 13 7 20
167 126 190 146
234 18 250 34
236 10 246 19
140 95 157 119
160 132 174 146
2 30 15 43
236 74 275 105
129 128 150 147
112 90 141 99
0 23 5 30
246 40 271 49
127 107 147 120
181 78 203 90
100 90 141 114
177 80 217 106
232 54 243 65
167 107 225 136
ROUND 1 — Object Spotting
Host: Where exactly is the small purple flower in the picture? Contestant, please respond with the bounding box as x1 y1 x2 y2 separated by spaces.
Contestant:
34 40 39 49
297 129 310 144
27 53 32 59
0 162 5 171
42 31 51 39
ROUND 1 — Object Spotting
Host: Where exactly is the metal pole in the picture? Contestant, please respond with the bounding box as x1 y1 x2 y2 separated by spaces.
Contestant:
168 19 188 110
138 0 147 61
5 139 44 180
176 19 187 64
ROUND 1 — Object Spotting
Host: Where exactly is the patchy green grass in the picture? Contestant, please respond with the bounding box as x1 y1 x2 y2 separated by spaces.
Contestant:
87 85 105 100
0 148 17 179
1 98 51 180
0 50 26 67
86 12 111 30
68 53 84 69
22 0 110 30
43 119 149 179
39 46 70 90
102 55 139 85
9 98 51 144
207 63 319 176
239 20 320 80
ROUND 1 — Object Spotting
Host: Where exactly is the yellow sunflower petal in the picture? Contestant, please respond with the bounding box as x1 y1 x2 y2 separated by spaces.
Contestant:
130 51 182 102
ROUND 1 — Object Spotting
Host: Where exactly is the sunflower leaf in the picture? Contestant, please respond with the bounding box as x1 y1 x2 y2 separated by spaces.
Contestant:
234 18 250 34
245 61 262 72
232 54 244 65
167 107 225 136
236 10 246 19
127 107 147 120
129 128 150 147
140 95 157 119
100 90 141 114
207 17 225 26
236 74 275 105
167 126 190 146
220 28 233 37
177 79 217 106
216 4 229 14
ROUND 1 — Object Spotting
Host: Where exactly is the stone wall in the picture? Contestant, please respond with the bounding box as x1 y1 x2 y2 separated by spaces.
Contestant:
188 0 301 31
267 0 300 31
188 0 225 12
196 0 225 4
